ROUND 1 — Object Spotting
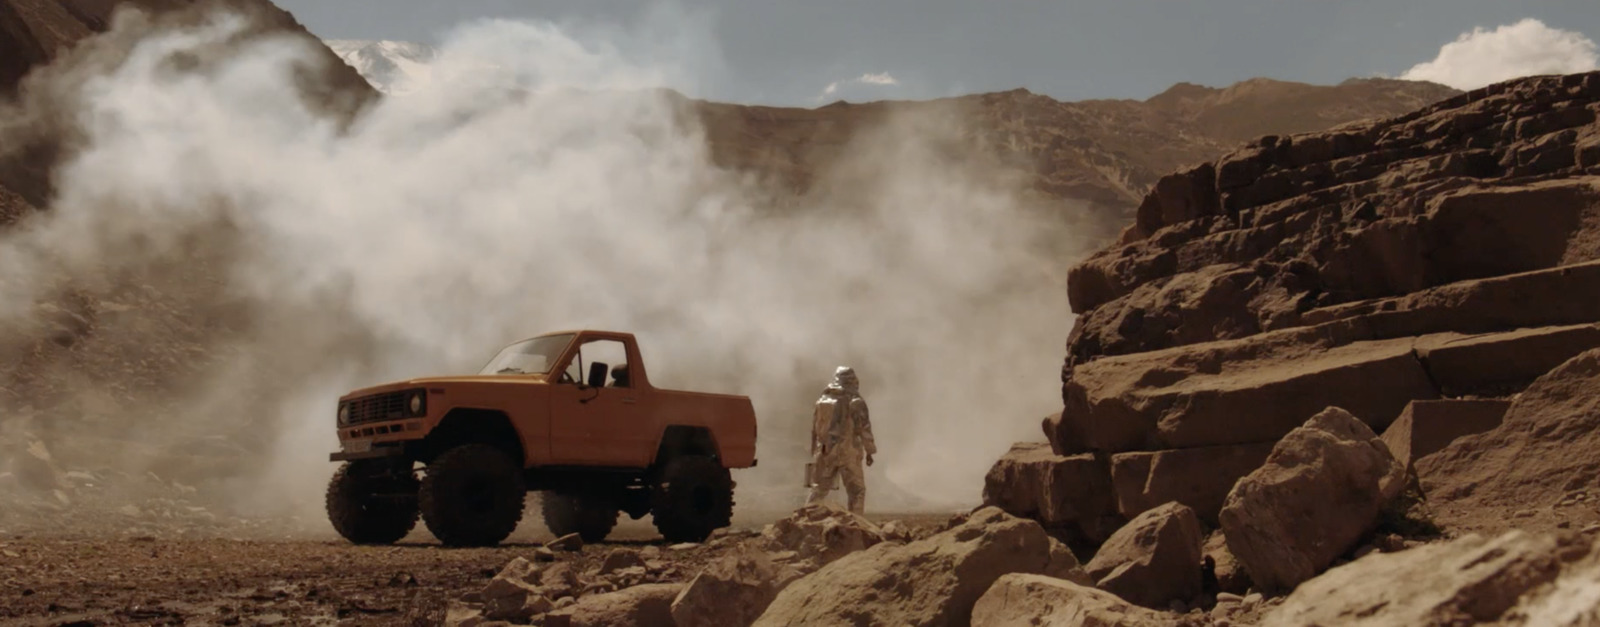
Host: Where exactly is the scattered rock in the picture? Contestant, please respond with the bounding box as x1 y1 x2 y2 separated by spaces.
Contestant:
547 533 584 552
547 583 682 627
534 562 579 598
1220 406 1405 594
481 558 550 622
760 502 885 567
880 521 911 542
534 547 557 562
600 549 645 575
753 506 1089 626
671 548 782 627
971 573 1181 627
1084 502 1204 608
1262 530 1578 626
445 600 487 627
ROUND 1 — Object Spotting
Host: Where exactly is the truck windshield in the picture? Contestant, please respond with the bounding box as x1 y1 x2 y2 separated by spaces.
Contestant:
478 334 574 375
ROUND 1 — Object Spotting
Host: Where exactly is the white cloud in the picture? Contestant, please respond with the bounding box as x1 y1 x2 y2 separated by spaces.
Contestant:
816 71 901 102
858 72 898 86
1401 18 1599 90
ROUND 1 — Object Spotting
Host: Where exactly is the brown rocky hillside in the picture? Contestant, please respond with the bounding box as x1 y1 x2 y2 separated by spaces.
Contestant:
691 78 1459 217
0 0 376 219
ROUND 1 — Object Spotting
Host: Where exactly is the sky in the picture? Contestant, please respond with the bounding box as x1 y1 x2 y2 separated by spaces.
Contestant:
274 0 1600 106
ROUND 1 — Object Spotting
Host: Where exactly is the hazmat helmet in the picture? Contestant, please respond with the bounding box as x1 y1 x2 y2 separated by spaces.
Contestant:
831 366 859 393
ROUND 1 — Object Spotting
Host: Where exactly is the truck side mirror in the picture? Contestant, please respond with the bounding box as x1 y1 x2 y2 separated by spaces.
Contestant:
587 362 609 388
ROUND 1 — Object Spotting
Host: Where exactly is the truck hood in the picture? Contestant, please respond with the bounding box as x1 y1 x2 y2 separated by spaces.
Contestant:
340 374 548 400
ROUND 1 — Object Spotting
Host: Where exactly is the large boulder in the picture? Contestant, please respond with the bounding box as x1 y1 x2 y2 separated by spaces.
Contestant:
670 548 783 627
982 442 1118 540
1379 399 1508 475
760 502 885 567
971 574 1182 627
1220 407 1405 594
1261 531 1581 626
1418 348 1600 535
753 506 1090 627
547 583 682 627
1083 502 1204 608
1109 443 1274 524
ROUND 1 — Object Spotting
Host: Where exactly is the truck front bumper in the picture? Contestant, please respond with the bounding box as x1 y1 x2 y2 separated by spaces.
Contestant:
329 447 407 462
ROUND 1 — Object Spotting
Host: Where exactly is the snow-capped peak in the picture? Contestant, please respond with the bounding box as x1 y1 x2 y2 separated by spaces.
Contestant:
324 39 439 95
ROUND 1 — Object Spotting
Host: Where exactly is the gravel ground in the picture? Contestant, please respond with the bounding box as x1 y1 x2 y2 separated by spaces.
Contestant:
0 510 957 626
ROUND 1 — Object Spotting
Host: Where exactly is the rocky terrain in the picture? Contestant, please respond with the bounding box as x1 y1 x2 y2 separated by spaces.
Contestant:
981 69 1600 622
5 0 1600 626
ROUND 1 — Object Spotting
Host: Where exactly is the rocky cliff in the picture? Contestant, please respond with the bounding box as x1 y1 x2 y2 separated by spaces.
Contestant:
987 69 1600 547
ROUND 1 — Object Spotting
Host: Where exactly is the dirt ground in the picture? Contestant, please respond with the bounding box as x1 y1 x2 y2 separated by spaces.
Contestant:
0 509 958 627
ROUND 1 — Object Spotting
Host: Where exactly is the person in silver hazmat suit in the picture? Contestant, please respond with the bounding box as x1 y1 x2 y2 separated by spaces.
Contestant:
806 366 876 514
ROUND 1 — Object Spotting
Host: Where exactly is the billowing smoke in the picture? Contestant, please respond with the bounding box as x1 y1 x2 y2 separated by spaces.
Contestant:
0 7 1104 530
1401 18 1599 90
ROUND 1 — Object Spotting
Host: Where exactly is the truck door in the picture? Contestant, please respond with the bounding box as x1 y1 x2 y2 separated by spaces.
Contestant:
548 339 650 466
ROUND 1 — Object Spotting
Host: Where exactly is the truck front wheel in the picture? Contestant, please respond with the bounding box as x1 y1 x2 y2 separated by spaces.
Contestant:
541 492 619 543
325 460 420 545
419 444 526 547
650 455 734 543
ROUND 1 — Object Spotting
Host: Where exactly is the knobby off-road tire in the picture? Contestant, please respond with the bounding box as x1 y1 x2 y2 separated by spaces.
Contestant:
419 444 526 547
541 492 620 544
326 460 420 545
650 455 734 543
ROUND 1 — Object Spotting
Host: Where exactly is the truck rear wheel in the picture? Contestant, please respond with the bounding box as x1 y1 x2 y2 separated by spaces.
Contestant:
541 492 619 543
325 460 419 545
419 444 526 547
650 455 734 543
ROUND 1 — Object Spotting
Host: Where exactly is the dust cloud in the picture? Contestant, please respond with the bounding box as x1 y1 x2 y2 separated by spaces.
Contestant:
0 7 1107 531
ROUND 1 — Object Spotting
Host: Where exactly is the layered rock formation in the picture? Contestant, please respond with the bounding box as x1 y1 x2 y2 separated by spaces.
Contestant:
984 69 1600 608
987 70 1600 527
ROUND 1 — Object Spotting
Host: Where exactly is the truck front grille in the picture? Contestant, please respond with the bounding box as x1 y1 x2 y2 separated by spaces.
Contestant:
346 392 408 425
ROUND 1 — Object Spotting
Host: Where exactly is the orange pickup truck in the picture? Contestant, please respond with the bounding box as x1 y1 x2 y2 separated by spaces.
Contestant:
324 330 758 547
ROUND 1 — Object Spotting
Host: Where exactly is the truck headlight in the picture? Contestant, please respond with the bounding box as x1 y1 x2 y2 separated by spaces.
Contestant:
338 404 350 425
409 392 425 416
